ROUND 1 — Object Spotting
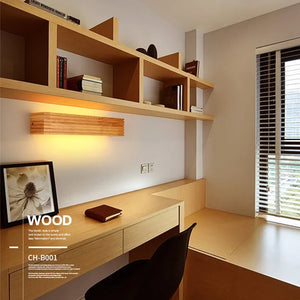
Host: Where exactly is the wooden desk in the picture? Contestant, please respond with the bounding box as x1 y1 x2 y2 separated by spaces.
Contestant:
184 208 300 299
0 179 190 300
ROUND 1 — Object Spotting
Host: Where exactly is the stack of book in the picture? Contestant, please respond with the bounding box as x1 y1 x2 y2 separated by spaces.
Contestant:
67 74 103 94
185 60 200 77
161 85 183 110
57 55 67 89
190 106 203 113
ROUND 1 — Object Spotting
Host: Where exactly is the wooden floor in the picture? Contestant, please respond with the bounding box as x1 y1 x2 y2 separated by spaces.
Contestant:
184 208 300 299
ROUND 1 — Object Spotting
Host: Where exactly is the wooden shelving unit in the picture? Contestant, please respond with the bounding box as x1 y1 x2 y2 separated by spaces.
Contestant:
0 0 214 121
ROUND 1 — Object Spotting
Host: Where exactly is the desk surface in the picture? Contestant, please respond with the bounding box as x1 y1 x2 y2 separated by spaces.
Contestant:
1 179 190 273
185 208 300 287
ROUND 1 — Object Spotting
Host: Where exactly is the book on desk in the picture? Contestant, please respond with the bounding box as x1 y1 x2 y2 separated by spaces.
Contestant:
85 204 122 222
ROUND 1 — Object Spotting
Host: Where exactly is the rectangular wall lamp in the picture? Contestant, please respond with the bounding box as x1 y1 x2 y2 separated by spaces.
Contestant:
30 112 124 136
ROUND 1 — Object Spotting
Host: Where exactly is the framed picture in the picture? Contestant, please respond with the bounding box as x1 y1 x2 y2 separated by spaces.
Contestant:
0 161 58 228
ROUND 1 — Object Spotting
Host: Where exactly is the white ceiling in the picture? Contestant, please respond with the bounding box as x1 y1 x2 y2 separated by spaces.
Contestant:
138 0 300 33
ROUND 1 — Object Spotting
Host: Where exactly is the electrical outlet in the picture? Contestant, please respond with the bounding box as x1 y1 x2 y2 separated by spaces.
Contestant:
148 162 154 173
141 163 148 174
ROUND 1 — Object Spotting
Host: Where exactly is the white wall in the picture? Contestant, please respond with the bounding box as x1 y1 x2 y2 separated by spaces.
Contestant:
1 99 184 208
203 4 300 216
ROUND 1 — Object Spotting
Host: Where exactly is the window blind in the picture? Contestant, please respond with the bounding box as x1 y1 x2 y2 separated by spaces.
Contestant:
256 45 300 220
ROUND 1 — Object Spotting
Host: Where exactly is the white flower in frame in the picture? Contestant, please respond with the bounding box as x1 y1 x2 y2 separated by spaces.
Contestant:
5 165 53 222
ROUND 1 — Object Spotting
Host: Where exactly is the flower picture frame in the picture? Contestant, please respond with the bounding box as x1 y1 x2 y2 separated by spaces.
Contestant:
0 161 58 228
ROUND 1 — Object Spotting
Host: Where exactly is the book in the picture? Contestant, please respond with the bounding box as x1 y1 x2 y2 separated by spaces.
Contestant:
25 0 80 24
25 0 66 19
56 56 59 88
59 56 64 88
67 75 103 94
179 85 183 110
85 204 122 222
56 56 67 88
68 80 103 93
63 57 67 88
68 74 102 83
185 60 200 77
161 85 183 110
190 106 203 113
81 74 102 82
67 15 80 25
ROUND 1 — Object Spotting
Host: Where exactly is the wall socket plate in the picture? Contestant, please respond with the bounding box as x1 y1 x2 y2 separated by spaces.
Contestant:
140 162 154 174
141 163 148 174
148 162 154 173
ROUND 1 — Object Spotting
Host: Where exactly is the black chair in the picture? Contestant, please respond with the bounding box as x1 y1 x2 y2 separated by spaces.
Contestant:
85 223 196 300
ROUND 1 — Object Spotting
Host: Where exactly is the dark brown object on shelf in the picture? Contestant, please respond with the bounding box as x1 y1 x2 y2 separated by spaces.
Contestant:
147 44 157 59
136 48 147 54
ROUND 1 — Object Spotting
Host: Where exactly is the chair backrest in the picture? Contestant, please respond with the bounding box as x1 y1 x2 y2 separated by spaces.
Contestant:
136 223 197 300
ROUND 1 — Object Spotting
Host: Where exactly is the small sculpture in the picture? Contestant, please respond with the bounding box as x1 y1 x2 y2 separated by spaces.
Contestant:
136 48 147 55
147 44 157 59
136 44 158 59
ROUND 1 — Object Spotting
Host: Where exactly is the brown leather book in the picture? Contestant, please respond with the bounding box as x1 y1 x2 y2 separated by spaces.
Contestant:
85 204 122 222
185 60 200 77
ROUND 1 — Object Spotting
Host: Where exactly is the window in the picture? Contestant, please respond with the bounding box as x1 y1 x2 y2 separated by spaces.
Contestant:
256 42 300 220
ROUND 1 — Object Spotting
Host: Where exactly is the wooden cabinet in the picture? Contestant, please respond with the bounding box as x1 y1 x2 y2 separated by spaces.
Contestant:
0 0 214 121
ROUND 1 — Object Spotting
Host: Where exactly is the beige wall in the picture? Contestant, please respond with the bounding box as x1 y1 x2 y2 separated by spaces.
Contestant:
203 4 300 216
185 30 204 180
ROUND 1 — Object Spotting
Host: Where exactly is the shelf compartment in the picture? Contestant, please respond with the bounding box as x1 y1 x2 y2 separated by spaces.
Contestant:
57 25 135 65
189 74 214 89
143 54 214 91
143 55 185 82
142 56 187 112
161 77 190 112
0 78 214 121
0 2 48 85
57 26 141 102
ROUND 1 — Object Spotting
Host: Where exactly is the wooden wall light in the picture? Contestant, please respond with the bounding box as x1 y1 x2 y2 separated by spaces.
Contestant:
30 112 124 136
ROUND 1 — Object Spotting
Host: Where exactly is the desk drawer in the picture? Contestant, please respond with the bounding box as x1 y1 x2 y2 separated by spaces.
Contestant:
10 230 123 300
124 206 179 252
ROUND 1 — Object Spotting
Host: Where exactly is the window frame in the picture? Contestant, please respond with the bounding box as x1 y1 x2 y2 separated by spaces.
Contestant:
256 39 300 219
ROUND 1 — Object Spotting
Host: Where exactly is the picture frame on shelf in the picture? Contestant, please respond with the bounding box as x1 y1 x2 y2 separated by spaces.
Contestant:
0 161 58 228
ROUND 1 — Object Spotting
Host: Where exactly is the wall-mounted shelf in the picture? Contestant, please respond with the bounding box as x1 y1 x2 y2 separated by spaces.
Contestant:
0 0 214 121
0 78 213 121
